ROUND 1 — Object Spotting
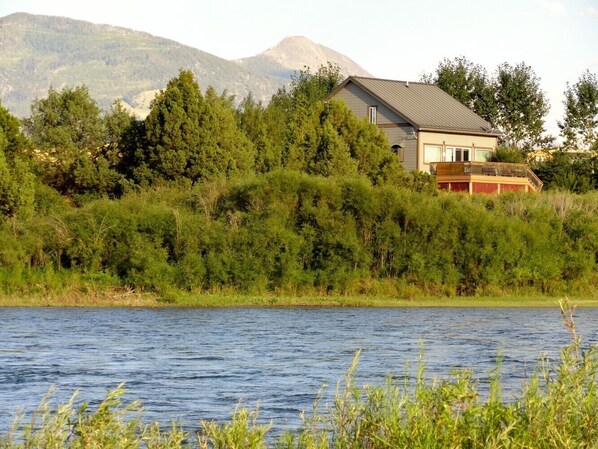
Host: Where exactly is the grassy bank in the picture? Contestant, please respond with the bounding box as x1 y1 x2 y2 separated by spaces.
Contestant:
2 304 596 448
2 289 598 308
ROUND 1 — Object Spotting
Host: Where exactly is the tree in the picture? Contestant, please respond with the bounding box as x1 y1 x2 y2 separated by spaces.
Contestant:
559 70 598 151
264 64 345 171
0 148 35 219
533 151 597 193
23 85 105 161
423 57 497 124
0 101 30 161
102 100 146 178
494 62 550 152
0 101 35 219
312 100 404 184
143 70 254 184
236 94 280 174
22 86 130 197
286 62 344 107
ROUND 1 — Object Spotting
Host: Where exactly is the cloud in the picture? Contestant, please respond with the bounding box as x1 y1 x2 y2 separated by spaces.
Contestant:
587 6 598 16
532 0 565 15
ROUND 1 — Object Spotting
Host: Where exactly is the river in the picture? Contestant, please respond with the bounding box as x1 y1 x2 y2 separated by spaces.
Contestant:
1 307 597 433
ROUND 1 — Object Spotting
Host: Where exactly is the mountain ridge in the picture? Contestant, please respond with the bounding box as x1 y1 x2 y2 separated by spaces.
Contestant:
0 13 372 117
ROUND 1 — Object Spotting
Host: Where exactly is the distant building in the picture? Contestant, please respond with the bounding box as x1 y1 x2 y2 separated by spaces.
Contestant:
328 76 542 192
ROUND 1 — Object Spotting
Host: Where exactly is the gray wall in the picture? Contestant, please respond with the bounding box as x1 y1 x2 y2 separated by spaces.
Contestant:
331 82 418 171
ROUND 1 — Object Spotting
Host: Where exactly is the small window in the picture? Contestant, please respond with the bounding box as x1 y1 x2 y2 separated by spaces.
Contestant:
368 106 377 124
391 144 405 162
424 145 442 164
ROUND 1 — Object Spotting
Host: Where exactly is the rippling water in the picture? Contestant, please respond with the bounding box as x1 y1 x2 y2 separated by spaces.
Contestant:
1 307 597 432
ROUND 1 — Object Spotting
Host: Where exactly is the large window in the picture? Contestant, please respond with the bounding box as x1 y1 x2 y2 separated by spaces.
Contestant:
424 145 442 164
446 146 470 162
368 106 377 124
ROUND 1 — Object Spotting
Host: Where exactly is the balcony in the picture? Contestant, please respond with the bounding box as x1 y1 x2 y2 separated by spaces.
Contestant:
430 161 543 193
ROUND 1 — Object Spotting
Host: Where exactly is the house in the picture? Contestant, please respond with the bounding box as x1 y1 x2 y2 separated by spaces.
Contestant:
327 76 542 192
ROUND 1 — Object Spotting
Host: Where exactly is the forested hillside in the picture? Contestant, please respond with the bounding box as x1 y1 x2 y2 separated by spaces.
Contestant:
0 12 288 117
0 13 372 119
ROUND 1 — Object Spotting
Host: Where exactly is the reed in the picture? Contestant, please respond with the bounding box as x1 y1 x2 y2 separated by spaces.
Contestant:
1 301 596 448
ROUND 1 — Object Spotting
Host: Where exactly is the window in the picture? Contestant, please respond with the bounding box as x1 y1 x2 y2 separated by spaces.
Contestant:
391 144 405 162
474 149 493 162
424 145 442 164
446 147 470 162
368 106 377 124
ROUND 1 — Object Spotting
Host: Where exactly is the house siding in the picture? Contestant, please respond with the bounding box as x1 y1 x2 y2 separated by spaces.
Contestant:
330 82 417 170
383 127 418 171
417 131 498 172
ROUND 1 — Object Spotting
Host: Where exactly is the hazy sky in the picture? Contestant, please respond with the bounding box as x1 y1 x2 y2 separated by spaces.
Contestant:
1 0 597 136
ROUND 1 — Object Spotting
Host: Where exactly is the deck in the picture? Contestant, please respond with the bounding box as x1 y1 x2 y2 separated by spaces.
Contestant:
430 161 543 193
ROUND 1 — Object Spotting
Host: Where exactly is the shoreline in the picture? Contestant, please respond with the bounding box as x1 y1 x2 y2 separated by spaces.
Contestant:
1 291 597 308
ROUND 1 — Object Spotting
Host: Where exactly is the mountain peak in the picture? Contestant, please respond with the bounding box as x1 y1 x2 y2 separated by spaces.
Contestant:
255 36 372 77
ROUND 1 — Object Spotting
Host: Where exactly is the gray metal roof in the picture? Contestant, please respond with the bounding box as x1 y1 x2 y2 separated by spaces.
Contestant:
331 76 500 136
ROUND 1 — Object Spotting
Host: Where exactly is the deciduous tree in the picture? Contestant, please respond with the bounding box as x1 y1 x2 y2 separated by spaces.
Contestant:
23 85 105 162
0 101 30 161
559 70 598 151
494 62 550 152
423 57 497 124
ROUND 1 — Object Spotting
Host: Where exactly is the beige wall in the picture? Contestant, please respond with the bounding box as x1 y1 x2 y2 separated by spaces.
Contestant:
417 131 498 172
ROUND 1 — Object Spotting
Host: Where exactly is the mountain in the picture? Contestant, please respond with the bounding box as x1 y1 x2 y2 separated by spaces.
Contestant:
237 36 372 79
0 13 372 118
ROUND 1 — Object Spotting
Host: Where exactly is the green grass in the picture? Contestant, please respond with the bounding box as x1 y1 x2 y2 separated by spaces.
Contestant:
1 301 597 448
2 291 598 308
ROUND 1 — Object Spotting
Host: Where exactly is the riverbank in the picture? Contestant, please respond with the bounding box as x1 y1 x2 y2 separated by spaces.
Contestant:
2 289 598 307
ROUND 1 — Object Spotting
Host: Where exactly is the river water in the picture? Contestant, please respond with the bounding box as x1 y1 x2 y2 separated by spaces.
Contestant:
1 307 597 433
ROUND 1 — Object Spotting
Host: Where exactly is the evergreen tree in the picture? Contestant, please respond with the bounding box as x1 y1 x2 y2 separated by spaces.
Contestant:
144 70 254 184
236 94 280 173
103 100 146 181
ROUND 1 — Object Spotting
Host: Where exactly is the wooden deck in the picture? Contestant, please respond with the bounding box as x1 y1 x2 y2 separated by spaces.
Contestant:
430 162 543 193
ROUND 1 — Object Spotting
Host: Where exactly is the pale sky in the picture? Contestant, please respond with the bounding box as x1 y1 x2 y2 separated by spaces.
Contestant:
1 0 597 138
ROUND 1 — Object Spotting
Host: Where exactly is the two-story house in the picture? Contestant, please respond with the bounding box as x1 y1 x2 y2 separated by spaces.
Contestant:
328 76 542 193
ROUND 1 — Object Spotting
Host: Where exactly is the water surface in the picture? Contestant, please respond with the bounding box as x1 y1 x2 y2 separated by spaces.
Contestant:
1 307 597 432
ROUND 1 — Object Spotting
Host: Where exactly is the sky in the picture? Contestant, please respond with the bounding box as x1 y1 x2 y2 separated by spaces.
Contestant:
1 0 597 138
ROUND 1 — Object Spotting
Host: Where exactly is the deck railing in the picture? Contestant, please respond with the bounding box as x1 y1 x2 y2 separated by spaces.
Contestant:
430 161 543 191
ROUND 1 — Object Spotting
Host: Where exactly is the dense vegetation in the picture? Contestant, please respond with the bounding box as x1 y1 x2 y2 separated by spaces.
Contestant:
2 304 596 448
1 175 597 299
1 64 598 301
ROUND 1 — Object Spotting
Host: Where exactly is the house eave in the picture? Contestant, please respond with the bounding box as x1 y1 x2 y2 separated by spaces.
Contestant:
417 127 502 138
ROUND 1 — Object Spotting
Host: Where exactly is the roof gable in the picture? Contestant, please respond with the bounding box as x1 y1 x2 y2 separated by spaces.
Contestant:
329 76 499 136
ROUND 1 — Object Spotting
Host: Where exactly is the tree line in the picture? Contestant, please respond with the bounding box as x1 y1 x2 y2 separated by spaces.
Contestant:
0 62 597 298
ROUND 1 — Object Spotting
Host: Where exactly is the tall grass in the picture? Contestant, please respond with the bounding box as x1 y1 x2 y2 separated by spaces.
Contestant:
1 302 596 448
